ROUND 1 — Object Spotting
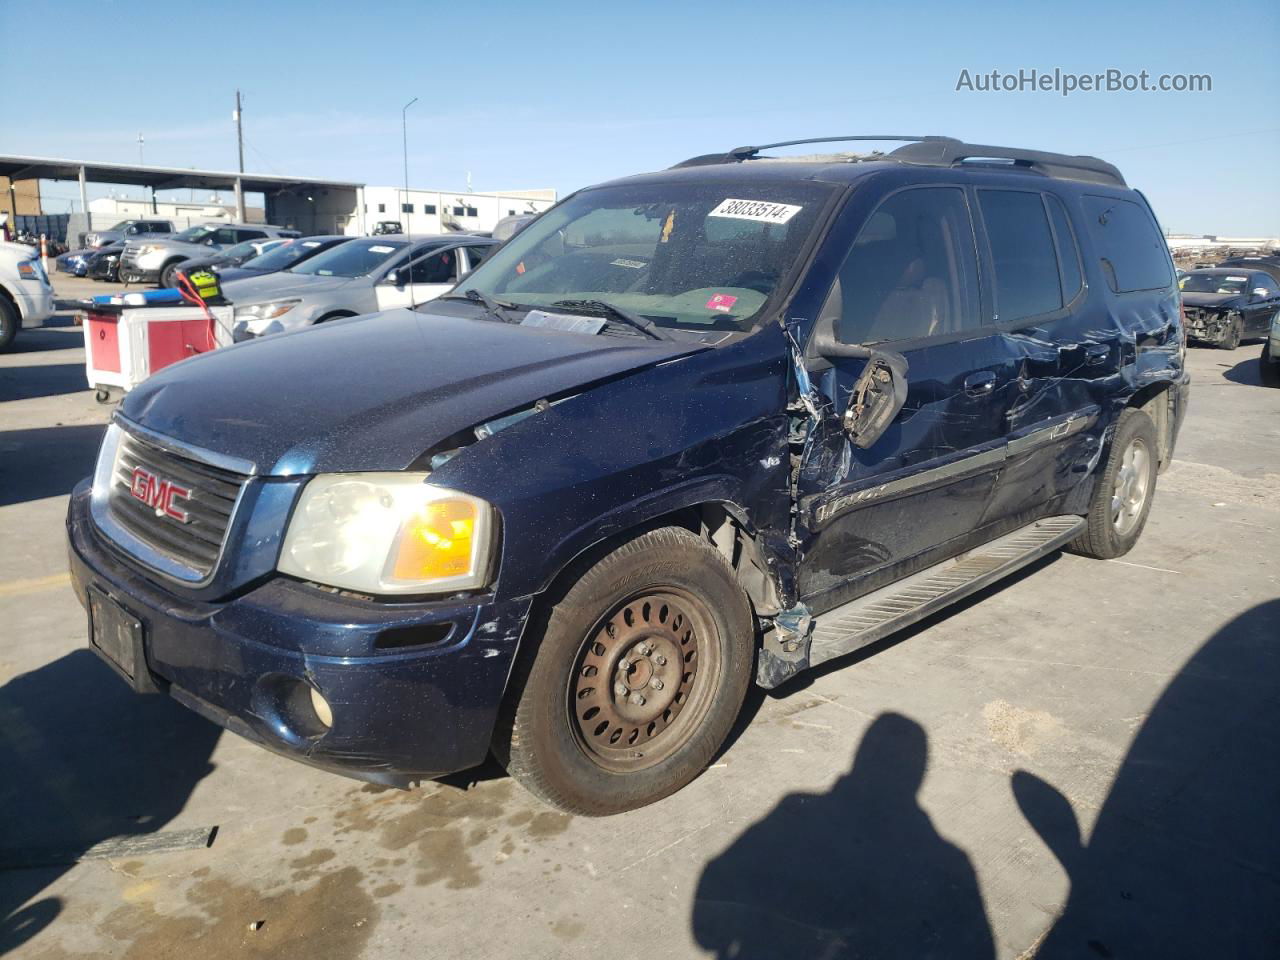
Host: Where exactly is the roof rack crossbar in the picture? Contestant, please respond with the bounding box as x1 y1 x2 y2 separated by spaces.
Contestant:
670 135 1126 185
889 140 1126 186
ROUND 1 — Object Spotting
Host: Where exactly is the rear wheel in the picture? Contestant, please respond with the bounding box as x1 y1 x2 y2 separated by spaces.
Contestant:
494 527 753 815
0 297 18 351
1069 408 1159 559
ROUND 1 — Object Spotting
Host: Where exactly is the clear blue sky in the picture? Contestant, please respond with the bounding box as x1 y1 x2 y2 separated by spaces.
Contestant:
2 0 1277 234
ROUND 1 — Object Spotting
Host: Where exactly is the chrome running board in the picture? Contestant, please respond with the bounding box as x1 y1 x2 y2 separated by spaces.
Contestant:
807 515 1085 669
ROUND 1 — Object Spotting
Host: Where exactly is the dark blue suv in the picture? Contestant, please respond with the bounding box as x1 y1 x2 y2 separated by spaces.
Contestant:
67 136 1189 814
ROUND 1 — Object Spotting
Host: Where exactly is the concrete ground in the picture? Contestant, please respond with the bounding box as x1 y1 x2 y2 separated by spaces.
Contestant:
1 273 1277 959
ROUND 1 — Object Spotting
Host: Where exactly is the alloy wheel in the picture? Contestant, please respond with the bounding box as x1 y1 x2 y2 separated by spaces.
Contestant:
1111 437 1151 536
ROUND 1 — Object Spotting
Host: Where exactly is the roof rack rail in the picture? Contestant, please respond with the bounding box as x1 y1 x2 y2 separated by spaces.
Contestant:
671 135 1126 186
889 139 1125 186
672 135 956 168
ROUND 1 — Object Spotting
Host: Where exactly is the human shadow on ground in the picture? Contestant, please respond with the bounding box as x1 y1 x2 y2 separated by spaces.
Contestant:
0 424 105 507
1013 598 1280 959
692 712 995 959
0 649 221 956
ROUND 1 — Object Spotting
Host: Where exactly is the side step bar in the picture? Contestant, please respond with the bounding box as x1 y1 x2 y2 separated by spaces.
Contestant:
807 515 1086 669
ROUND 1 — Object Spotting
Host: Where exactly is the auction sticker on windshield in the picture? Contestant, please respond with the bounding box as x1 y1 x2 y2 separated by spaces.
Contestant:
369 245 395 254
706 293 738 312
708 198 803 225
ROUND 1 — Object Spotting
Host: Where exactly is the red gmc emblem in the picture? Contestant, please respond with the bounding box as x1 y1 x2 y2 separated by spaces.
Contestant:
130 466 193 523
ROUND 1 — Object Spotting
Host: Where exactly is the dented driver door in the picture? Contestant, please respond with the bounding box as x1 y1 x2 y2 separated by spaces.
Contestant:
794 184 1020 614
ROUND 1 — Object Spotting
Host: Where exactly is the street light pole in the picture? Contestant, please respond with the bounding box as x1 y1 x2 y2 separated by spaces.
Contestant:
402 97 418 239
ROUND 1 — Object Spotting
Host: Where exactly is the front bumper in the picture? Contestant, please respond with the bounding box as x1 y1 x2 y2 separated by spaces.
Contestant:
66 482 531 785
1184 309 1235 344
13 280 54 327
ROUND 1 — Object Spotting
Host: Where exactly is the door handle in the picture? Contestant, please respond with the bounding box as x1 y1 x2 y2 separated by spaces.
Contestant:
964 371 997 397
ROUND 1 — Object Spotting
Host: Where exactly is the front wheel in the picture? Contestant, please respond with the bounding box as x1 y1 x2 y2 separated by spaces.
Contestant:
494 526 754 815
1069 408 1159 559
1261 341 1280 387
1217 316 1242 350
0 297 18 351
158 261 183 289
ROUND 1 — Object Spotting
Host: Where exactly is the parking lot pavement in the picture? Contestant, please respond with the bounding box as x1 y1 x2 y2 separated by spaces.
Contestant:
1 298 1277 959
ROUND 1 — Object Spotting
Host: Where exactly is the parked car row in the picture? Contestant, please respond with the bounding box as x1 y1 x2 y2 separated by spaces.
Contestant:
120 222 301 287
68 135 1197 813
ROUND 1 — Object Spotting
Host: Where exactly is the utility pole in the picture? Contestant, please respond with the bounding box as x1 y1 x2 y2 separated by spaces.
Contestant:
402 97 418 238
233 90 247 222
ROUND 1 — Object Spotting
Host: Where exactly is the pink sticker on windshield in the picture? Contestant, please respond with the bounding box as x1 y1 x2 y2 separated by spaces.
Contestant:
706 293 738 312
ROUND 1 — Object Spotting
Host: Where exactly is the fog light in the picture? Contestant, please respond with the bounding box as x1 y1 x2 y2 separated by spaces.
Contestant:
309 686 333 729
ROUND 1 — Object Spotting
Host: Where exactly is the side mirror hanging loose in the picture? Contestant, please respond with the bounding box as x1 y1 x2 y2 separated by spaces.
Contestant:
843 351 909 449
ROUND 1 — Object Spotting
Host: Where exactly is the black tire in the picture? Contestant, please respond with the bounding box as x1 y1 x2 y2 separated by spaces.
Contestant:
1069 408 1160 560
0 296 19 351
494 526 754 815
158 260 183 289
1217 316 1242 350
1261 341 1280 387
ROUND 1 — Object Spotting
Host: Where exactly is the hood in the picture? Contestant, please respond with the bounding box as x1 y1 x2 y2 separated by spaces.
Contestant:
220 271 351 303
130 238 211 257
0 240 38 264
1181 291 1244 310
121 309 704 474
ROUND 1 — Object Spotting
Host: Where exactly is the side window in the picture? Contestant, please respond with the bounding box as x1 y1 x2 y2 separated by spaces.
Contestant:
1081 195 1172 292
978 189 1062 322
409 248 458 284
213 227 240 244
1255 274 1274 296
834 186 981 344
1045 194 1084 303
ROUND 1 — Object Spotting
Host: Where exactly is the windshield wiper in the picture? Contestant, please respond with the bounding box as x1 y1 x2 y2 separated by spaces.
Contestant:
443 288 519 323
551 299 673 341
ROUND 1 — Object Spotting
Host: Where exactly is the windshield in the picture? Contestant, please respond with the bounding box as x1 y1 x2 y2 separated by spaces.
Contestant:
1180 273 1248 295
173 225 217 244
245 238 328 271
220 239 263 261
459 180 837 331
107 221 131 232
289 237 407 278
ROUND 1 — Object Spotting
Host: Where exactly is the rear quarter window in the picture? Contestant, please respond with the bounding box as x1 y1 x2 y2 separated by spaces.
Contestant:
1082 195 1172 293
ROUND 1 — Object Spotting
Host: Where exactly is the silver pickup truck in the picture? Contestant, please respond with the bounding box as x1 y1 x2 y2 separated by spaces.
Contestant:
119 222 299 287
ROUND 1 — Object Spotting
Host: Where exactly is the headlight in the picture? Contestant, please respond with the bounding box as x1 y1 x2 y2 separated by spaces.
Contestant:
278 473 495 595
17 261 41 281
136 244 165 256
233 299 302 322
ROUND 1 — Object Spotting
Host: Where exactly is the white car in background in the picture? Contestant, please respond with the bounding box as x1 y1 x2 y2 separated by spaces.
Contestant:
224 234 495 339
0 240 55 351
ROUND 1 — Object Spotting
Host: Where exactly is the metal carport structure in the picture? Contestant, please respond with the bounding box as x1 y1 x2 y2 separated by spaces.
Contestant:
0 155 366 235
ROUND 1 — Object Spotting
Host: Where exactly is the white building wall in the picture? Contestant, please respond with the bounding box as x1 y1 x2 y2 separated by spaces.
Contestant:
354 186 556 236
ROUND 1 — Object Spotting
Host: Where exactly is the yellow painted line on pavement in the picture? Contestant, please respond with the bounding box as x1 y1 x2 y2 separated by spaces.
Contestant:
0 571 72 597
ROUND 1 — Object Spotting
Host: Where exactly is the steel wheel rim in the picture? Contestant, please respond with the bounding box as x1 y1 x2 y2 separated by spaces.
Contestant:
1111 437 1151 536
568 588 721 773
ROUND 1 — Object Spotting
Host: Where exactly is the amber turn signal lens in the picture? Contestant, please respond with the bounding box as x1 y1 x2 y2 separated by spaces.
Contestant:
392 499 479 581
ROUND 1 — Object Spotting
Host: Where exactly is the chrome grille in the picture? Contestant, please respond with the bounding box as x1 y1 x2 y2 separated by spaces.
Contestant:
106 429 247 579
